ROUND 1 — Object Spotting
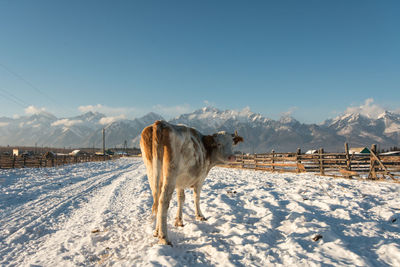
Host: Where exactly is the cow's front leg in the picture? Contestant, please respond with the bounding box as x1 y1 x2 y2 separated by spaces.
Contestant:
175 188 185 227
156 182 175 245
193 185 207 221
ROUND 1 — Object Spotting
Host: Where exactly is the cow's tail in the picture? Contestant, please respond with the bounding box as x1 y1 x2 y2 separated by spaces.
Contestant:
151 121 164 216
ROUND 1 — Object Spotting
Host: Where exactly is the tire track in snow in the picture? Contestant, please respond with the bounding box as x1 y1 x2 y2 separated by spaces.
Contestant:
2 163 133 241
25 159 153 266
0 158 143 266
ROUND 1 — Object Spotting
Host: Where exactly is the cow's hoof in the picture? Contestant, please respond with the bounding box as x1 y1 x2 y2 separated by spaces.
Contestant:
196 216 207 221
174 218 184 227
158 238 172 246
153 230 159 237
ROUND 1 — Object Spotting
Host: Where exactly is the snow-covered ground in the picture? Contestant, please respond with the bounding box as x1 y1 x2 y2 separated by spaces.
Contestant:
1 158 400 266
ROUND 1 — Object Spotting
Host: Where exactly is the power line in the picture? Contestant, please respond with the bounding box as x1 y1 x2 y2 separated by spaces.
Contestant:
0 87 29 108
0 62 58 105
0 90 27 108
0 62 78 116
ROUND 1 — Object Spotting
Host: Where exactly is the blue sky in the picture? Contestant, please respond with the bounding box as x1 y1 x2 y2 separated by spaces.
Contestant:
0 0 399 123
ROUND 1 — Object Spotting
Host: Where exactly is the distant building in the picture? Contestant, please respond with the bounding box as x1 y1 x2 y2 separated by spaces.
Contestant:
305 149 318 154
349 147 370 155
13 149 19 156
115 151 128 156
69 150 82 156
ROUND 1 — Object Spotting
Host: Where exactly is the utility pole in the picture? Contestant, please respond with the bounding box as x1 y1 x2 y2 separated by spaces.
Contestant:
123 140 127 156
103 128 106 161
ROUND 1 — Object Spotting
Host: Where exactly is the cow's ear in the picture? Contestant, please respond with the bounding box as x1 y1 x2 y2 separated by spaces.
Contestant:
203 135 217 148
233 135 244 145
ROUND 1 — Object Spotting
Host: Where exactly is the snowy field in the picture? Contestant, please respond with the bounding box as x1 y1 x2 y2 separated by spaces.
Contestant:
1 158 400 266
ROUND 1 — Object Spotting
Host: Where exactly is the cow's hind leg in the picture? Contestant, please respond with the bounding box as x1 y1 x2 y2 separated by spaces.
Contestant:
175 188 185 227
153 192 159 237
156 182 175 245
193 185 207 221
143 164 159 237
153 195 159 237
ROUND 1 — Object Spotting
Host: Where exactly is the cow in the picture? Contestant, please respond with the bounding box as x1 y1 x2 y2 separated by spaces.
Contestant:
140 120 243 245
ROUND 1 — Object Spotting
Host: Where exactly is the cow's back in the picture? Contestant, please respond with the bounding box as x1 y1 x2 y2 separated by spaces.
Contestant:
164 124 211 188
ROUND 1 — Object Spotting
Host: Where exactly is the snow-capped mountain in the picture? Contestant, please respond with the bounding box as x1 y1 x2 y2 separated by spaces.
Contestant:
0 111 58 147
170 107 323 152
85 112 164 148
323 111 400 148
172 108 400 152
0 107 399 152
378 111 400 136
169 107 271 132
0 111 163 148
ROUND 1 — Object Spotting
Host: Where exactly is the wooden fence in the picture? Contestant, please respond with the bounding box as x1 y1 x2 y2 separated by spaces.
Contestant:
225 145 400 181
0 154 117 169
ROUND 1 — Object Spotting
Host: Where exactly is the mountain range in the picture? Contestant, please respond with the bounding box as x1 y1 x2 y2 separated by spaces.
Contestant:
0 107 399 152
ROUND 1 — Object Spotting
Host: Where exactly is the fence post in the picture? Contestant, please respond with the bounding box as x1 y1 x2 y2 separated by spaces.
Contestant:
271 150 275 172
12 155 16 168
369 144 377 179
319 148 324 175
296 148 301 173
344 142 351 178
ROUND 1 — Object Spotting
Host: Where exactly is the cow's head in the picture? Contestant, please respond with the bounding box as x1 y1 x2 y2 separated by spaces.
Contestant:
203 130 244 164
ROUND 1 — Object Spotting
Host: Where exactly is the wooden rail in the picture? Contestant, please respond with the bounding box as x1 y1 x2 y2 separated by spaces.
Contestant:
223 144 400 181
0 154 118 169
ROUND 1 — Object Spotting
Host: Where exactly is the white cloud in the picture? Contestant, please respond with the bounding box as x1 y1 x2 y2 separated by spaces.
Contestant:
78 104 139 115
78 104 103 113
77 103 193 121
25 105 46 115
203 100 217 107
78 104 139 124
345 98 385 119
280 106 298 117
51 119 83 127
99 114 126 125
152 104 192 119
0 122 9 127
